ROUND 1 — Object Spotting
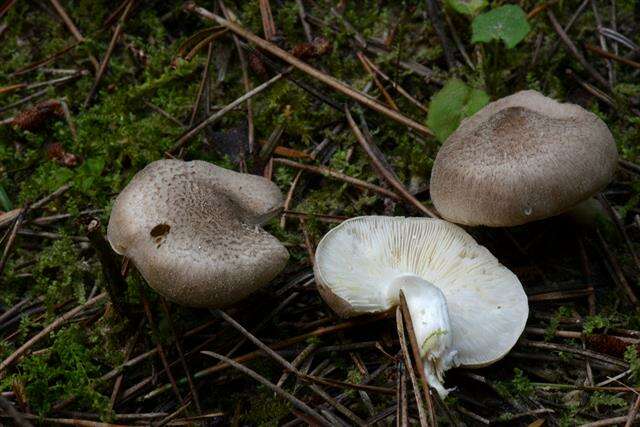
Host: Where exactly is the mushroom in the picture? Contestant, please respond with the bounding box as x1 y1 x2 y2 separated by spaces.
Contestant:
313 216 528 397
430 90 618 227
107 159 289 308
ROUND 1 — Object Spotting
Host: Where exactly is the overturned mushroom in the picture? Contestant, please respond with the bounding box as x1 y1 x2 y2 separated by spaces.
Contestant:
314 216 528 397
430 90 618 227
107 159 289 307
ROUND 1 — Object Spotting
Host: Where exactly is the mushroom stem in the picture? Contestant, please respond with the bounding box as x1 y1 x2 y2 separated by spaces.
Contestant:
387 274 459 397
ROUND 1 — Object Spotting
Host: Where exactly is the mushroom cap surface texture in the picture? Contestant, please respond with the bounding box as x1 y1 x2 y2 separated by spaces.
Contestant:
430 90 618 227
314 216 528 368
107 159 289 308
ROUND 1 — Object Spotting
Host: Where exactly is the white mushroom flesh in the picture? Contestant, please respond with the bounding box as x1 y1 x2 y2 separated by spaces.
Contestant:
314 216 528 397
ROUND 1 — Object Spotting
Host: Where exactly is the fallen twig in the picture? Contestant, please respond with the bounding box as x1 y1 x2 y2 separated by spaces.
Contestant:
0 293 107 375
273 157 401 201
48 0 100 71
399 291 437 426
184 2 434 137
345 107 438 218
84 0 135 107
547 10 609 88
202 351 331 426
170 71 286 154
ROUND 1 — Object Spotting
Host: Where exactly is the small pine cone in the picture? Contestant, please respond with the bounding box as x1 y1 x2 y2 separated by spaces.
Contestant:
12 100 63 131
248 52 267 77
46 142 80 167
586 334 638 358
291 42 316 59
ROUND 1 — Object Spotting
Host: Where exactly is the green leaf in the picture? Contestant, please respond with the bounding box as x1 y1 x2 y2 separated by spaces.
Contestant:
471 5 531 49
0 185 12 211
426 79 490 142
445 0 487 16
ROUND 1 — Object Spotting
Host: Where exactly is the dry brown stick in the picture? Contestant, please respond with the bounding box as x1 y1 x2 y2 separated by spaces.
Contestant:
582 414 640 427
59 99 77 141
258 0 276 41
258 124 285 162
520 339 628 368
259 140 310 159
48 0 100 72
527 0 560 19
160 299 201 414
140 290 185 406
596 229 638 305
356 52 398 110
155 400 191 427
219 1 255 155
142 312 391 401
217 310 297 372
202 351 331 426
109 324 141 409
396 307 429 427
144 101 186 128
308 381 367 426
0 88 49 114
0 395 33 427
299 218 315 263
184 2 434 137
399 291 437 427
273 157 401 201
188 41 214 127
284 210 347 224
1 72 88 96
619 159 640 175
0 293 107 375
170 71 285 154
281 170 302 229
442 9 474 70
0 209 25 277
398 363 408 427
598 194 640 274
0 413 129 427
528 288 593 302
0 297 31 325
295 0 313 43
590 0 613 86
359 54 428 113
125 292 299 403
578 236 596 315
547 10 609 88
585 43 640 70
625 394 640 427
345 107 438 218
83 0 134 108
564 68 615 107
85 218 131 320
0 0 16 19
276 342 316 388
424 0 456 69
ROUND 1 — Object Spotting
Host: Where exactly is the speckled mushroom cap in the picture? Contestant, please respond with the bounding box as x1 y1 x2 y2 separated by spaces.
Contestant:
430 90 618 227
314 216 528 369
107 159 289 308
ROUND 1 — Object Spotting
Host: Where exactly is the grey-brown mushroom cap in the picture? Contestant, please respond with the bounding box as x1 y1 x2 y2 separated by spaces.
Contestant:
430 90 618 227
107 159 289 308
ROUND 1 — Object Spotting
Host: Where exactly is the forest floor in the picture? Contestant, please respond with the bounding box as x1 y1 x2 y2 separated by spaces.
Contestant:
1 1 640 426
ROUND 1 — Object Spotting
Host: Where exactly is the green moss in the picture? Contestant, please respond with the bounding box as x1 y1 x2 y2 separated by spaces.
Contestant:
2 325 109 417
241 386 292 426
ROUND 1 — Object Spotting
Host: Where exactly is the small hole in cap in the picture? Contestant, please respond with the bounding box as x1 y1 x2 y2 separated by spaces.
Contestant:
150 223 171 238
